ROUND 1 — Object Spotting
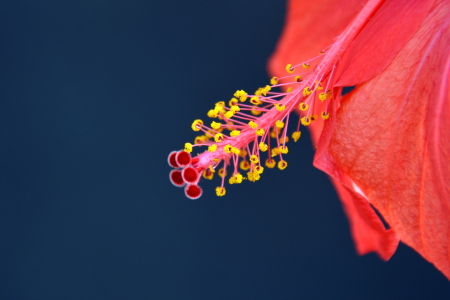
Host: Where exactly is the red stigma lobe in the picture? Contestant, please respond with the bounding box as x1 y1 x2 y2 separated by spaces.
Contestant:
182 167 200 184
184 184 202 200
168 151 179 168
176 151 191 167
169 170 185 187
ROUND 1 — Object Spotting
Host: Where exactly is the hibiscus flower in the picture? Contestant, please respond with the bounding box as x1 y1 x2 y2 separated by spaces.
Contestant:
169 0 450 279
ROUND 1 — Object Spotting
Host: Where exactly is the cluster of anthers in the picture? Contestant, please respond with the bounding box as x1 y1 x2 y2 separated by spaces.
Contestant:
169 49 336 199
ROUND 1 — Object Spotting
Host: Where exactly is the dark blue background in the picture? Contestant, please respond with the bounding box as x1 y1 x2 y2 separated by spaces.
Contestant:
1 1 449 299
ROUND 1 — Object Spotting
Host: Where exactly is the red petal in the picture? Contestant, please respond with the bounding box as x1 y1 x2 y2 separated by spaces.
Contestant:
315 0 450 278
268 0 369 81
269 0 400 261
313 87 400 260
330 178 399 261
335 0 435 86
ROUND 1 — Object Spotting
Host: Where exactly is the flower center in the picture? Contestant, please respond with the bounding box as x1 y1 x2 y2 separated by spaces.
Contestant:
168 47 339 199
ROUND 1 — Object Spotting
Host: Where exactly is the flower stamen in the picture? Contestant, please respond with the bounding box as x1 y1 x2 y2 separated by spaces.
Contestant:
169 43 339 199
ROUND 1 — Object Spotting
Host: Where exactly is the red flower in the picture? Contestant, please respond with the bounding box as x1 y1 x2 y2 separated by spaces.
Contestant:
168 0 449 279
269 0 450 279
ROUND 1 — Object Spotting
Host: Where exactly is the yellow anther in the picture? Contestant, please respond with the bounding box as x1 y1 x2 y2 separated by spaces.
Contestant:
275 120 284 129
194 136 203 144
255 128 265 136
191 119 203 131
214 133 224 142
247 171 260 182
259 142 268 152
270 128 279 138
184 143 193 153
208 144 217 152
261 85 271 96
303 87 312 96
278 160 288 170
224 144 232 153
275 103 286 111
286 87 293 93
211 121 221 130
216 186 226 196
224 111 234 119
250 155 259 164
271 147 280 157
194 135 209 144
299 102 309 111
215 107 226 116
230 130 241 137
248 121 258 129
254 165 264 174
302 63 310 69
310 115 318 122
280 145 289 154
250 96 262 105
214 101 226 114
265 158 276 168
207 109 218 118
230 105 240 112
203 169 214 180
315 81 323 90
295 75 303 82
292 131 302 142
319 90 332 101
235 173 243 183
234 90 248 102
301 117 311 126
214 106 225 116
231 147 241 155
270 77 279 85
233 90 242 98
286 64 294 73
255 88 263 96
218 168 227 178
229 98 239 106
251 107 262 115
279 136 289 144
239 160 250 171
229 173 243 184
321 112 330 120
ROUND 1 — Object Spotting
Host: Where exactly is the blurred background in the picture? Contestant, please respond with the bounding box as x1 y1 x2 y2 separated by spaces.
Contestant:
1 0 449 299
